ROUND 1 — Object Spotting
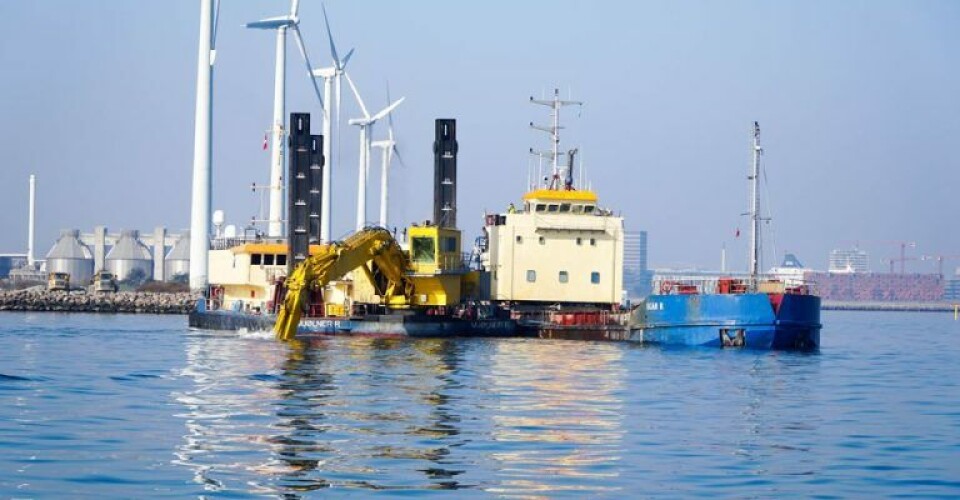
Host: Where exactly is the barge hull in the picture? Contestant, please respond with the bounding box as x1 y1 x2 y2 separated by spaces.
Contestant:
639 293 821 350
189 309 524 338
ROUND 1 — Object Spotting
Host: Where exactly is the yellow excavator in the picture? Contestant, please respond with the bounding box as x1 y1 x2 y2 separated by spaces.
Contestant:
274 227 416 340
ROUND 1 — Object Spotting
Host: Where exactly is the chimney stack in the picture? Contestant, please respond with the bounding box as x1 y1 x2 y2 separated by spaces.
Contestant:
433 119 458 228
27 174 36 267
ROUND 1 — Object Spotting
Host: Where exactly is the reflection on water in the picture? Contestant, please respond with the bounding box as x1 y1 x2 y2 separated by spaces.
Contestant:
486 340 625 496
173 334 627 496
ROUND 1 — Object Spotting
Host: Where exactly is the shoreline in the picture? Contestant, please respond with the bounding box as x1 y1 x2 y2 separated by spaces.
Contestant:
0 290 198 314
823 300 959 313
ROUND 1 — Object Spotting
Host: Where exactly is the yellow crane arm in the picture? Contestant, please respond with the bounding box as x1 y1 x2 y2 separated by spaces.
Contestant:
274 227 413 340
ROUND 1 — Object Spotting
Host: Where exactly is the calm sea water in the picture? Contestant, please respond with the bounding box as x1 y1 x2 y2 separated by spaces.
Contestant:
0 311 958 498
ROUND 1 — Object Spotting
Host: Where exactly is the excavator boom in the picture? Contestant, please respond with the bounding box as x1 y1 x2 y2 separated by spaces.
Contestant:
274 227 413 340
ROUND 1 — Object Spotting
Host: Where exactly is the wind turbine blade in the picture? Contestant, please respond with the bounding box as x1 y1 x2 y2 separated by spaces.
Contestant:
344 71 369 118
341 48 355 69
392 145 407 169
385 81 395 130
371 97 405 122
291 0 301 17
211 0 221 50
292 26 326 111
321 3 341 69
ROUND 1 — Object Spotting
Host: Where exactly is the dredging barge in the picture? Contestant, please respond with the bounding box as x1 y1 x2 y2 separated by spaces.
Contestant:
191 101 820 349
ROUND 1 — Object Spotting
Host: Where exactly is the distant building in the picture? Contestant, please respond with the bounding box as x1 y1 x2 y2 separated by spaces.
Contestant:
0 254 28 279
624 230 653 297
945 277 960 301
806 271 943 302
829 247 869 274
769 253 810 287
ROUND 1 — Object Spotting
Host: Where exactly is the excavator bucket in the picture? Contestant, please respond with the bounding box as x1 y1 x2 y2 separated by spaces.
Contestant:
274 291 303 341
274 266 309 341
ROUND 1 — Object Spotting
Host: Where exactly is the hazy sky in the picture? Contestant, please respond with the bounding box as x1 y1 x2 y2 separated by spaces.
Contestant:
1 0 958 273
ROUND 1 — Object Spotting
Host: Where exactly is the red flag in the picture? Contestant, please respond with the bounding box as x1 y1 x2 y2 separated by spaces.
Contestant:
262 133 268 151
735 228 741 238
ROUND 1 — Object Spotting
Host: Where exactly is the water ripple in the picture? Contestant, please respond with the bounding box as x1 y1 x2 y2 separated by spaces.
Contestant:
0 311 957 497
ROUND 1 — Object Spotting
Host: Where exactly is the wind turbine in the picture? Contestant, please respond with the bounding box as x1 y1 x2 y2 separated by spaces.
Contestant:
346 76 404 230
371 85 406 228
246 0 326 239
189 0 221 292
311 3 354 243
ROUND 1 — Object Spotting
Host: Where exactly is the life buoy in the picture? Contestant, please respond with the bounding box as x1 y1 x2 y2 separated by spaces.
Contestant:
659 281 674 295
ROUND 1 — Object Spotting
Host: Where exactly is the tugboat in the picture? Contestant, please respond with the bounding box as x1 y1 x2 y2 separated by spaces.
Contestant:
636 123 821 349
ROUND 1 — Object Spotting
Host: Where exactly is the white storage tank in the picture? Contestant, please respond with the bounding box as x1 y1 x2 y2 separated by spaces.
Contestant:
106 230 153 282
164 232 190 282
45 229 95 285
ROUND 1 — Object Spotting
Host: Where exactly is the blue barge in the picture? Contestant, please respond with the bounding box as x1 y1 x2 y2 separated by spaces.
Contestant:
639 291 821 349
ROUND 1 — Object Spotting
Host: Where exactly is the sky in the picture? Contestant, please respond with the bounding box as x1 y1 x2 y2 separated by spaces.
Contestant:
1 0 958 273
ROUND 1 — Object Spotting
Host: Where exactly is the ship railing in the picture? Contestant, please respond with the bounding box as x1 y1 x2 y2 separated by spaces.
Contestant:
210 235 264 250
433 253 472 272
517 307 631 327
653 275 817 296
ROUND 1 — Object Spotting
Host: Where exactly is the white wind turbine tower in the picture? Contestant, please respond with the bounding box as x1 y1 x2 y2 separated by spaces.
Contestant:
311 3 354 243
346 76 405 230
246 0 326 239
371 86 405 228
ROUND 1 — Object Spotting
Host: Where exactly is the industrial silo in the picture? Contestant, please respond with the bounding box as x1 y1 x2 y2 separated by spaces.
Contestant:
106 230 153 282
164 232 190 282
45 229 95 284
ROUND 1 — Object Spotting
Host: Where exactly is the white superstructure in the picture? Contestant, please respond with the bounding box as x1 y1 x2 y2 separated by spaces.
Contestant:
481 189 624 305
479 89 623 306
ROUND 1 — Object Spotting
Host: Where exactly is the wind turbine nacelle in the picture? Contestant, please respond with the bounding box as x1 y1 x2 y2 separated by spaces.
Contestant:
245 16 296 29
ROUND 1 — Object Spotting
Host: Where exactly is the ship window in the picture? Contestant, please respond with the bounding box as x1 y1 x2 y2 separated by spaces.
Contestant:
276 254 287 266
572 204 583 214
584 205 595 214
591 272 601 284
535 204 546 213
590 238 597 246
264 254 275 266
526 270 536 282
251 253 262 265
559 271 569 283
547 204 559 213
516 235 523 244
559 203 571 213
576 237 582 245
442 236 457 252
539 236 545 245
412 237 436 263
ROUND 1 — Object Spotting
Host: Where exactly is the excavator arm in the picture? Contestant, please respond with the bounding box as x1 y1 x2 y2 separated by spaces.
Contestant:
274 227 414 340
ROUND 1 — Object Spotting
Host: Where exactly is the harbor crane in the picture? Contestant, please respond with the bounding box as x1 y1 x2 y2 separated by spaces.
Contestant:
882 256 918 274
920 255 960 279
839 240 917 274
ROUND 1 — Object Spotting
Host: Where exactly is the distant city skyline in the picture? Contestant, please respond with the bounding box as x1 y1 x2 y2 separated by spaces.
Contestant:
1 1 957 273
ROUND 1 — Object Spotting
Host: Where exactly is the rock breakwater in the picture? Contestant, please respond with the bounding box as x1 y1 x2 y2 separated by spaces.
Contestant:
0 290 199 314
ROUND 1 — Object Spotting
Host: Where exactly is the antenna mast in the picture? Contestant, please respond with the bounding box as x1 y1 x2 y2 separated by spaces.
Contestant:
749 121 762 282
530 88 582 189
